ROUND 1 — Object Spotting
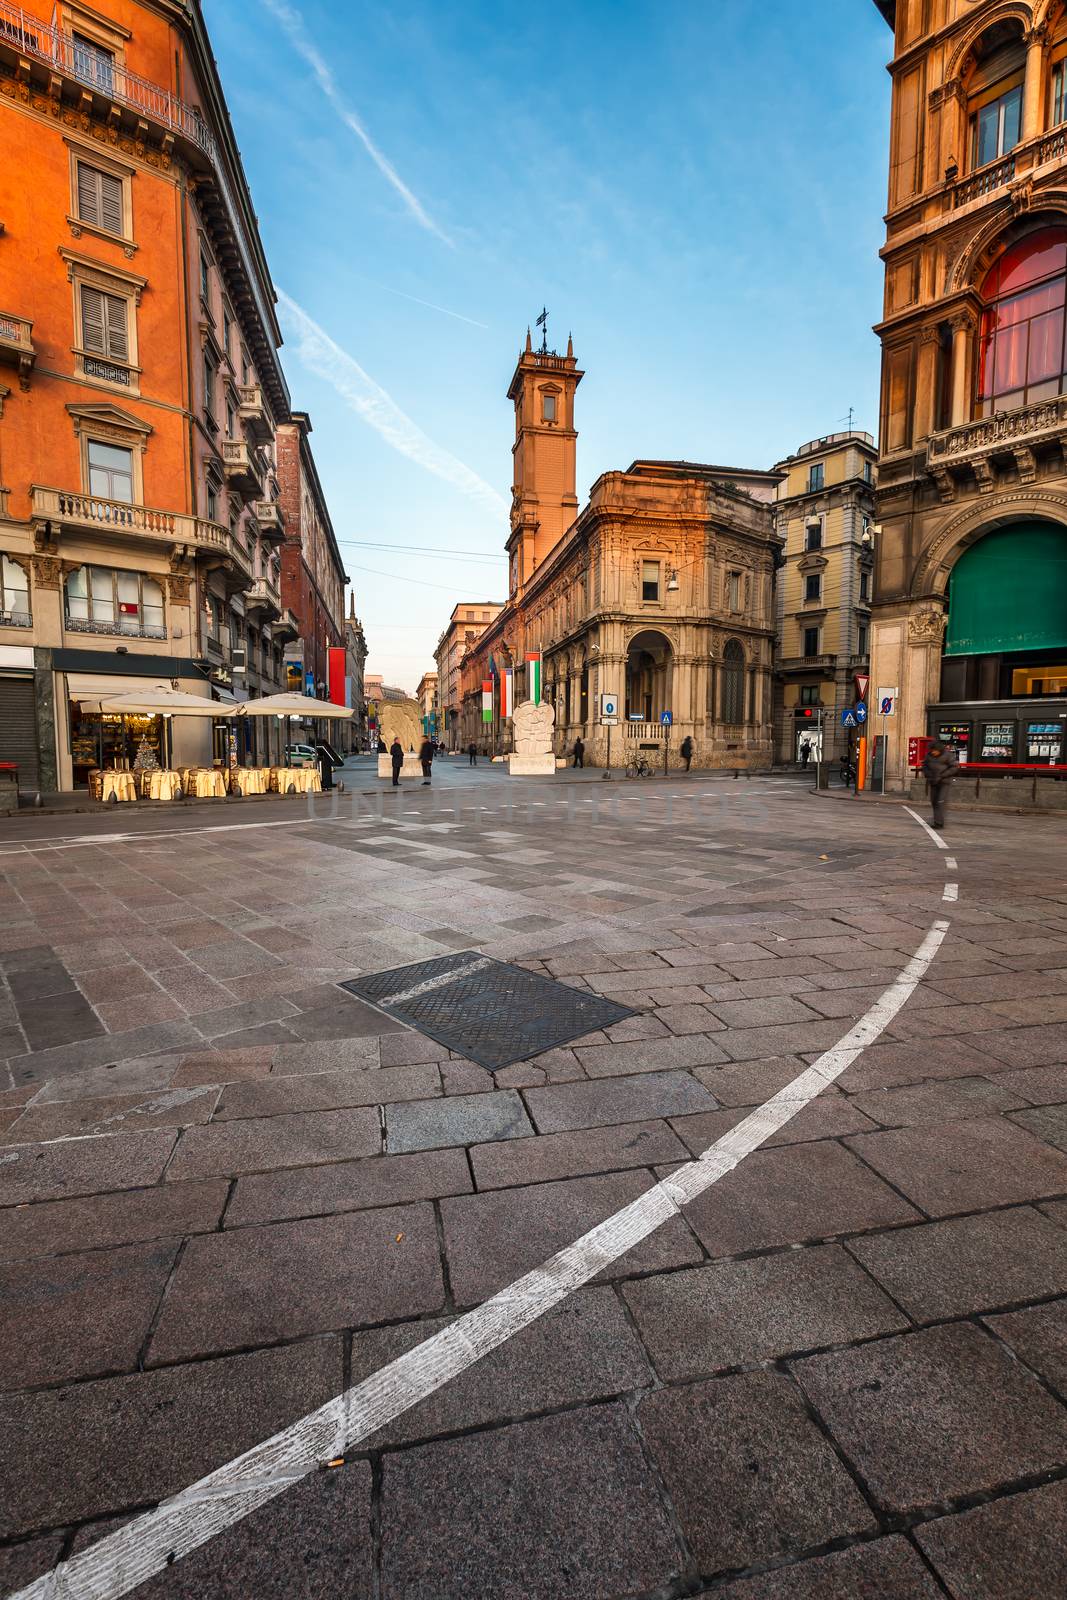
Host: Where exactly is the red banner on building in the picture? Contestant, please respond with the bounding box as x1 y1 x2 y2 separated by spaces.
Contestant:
327 646 346 706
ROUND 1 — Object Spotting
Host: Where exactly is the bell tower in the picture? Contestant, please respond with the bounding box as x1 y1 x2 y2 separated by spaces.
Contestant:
506 322 583 597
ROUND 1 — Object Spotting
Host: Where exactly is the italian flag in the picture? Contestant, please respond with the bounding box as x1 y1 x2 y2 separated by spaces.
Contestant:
500 667 513 719
482 679 493 724
526 650 542 704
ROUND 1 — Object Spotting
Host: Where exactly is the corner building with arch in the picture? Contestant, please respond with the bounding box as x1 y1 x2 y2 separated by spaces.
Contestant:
457 332 781 769
870 0 1067 786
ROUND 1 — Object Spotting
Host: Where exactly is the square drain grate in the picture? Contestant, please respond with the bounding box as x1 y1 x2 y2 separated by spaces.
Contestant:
339 951 638 1069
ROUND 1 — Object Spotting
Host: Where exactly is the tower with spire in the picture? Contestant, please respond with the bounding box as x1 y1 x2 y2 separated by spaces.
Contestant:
506 322 583 598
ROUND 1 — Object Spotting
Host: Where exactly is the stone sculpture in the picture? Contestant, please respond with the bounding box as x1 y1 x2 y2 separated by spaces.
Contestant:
508 699 556 776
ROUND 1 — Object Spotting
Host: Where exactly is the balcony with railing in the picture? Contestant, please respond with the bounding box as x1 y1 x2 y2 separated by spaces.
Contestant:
777 653 838 673
0 1 215 159
238 385 272 444
64 615 166 641
222 439 264 499
30 487 252 581
0 310 34 387
0 606 31 629
244 573 281 617
950 154 1016 209
623 721 668 741
253 500 285 541
927 396 1067 493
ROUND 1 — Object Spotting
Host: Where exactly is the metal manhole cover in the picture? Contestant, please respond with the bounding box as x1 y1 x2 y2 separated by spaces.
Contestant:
339 951 637 1069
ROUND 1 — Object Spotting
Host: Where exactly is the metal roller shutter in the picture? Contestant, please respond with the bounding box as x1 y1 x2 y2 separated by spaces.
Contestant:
0 675 40 790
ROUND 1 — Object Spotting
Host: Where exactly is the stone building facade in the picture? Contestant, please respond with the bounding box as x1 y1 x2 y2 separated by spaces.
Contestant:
343 594 367 750
0 0 297 788
457 335 781 768
435 601 502 749
276 412 347 711
772 430 877 763
869 0 1067 786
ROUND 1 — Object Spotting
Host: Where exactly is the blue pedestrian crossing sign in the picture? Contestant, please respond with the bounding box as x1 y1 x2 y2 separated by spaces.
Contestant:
660 710 673 725
841 708 858 728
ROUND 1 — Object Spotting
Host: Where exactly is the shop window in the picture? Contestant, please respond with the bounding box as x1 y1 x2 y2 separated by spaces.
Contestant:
804 573 822 602
803 626 820 658
969 77 1022 170
805 522 822 551
87 439 134 504
641 561 660 602
807 462 824 492
0 555 31 627
976 228 1067 417
65 566 165 638
1011 663 1067 696
722 640 745 725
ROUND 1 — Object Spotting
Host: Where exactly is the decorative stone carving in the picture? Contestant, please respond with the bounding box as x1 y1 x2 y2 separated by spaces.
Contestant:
31 555 62 590
508 699 556 776
909 606 946 643
166 572 191 604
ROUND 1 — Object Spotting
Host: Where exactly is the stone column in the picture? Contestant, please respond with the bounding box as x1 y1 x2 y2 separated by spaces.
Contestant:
949 312 975 427
915 326 942 441
1022 27 1047 144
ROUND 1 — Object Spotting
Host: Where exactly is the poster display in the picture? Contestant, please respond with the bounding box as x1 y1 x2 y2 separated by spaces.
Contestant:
937 722 971 764
1024 721 1065 765
979 721 1015 763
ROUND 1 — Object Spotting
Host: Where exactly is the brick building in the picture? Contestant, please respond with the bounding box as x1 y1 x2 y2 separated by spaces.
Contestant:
276 412 347 709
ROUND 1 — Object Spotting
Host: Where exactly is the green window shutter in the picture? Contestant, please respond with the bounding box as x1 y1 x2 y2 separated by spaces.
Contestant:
946 523 1067 656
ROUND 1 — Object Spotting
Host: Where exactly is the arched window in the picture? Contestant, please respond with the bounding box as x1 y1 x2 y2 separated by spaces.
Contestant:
0 556 31 627
722 640 745 726
976 228 1067 417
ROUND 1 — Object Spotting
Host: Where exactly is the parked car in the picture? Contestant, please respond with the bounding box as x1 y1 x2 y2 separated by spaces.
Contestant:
285 743 318 768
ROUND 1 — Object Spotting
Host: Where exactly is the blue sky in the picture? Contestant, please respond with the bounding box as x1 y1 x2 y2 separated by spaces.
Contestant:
208 0 892 690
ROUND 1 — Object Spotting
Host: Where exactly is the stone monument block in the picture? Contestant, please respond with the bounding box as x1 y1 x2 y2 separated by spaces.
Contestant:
508 700 556 777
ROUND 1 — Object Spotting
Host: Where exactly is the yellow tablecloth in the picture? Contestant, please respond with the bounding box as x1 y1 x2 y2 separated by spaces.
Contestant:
101 771 137 803
236 767 270 795
186 768 227 799
147 770 181 801
270 766 321 794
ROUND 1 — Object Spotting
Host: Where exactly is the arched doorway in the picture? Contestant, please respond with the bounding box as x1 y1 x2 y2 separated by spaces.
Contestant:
625 630 672 723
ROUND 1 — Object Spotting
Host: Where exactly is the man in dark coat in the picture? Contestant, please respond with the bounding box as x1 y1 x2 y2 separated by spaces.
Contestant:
389 737 403 788
572 737 584 769
680 735 694 772
419 737 433 786
468 741 477 766
921 739 958 829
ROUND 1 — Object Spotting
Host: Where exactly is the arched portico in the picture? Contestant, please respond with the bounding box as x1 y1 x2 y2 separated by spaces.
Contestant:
624 629 673 723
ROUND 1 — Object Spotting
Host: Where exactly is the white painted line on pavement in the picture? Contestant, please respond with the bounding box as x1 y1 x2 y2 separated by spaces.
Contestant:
943 883 958 901
903 805 948 849
8 914 951 1600
945 856 958 870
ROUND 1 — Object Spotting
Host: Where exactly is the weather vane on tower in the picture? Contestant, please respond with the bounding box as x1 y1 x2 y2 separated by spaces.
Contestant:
535 306 549 355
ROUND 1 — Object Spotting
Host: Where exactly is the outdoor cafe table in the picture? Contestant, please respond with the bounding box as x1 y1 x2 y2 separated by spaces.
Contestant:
145 770 181 801
269 766 321 794
185 768 227 799
100 771 137 803
235 767 270 795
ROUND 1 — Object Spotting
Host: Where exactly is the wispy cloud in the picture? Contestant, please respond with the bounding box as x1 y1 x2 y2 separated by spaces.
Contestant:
259 0 453 247
278 290 507 516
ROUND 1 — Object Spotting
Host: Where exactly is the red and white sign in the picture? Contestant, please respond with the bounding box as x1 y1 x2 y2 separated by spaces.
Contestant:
853 672 870 703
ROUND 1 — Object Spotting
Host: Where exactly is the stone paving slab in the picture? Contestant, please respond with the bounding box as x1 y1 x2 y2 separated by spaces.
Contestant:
378 1404 680 1600
225 1147 473 1227
0 1129 176 1205
669 1094 880 1154
986 1300 1067 1402
523 1069 717 1132
846 1115 1067 1216
469 1117 689 1189
705 1537 944 1599
214 1061 440 1119
847 1208 1067 1322
639 1370 875 1576
573 1033 729 1076
148 1204 444 1363
1012 1101 1067 1154
624 1243 908 1380
0 1335 343 1536
384 1088 530 1153
1 1085 219 1143
165 1106 382 1180
351 1287 651 1449
440 1169 703 1305
0 1176 228 1262
846 1073 1029 1127
793 1322 1067 1514
670 1137 919 1259
0 1534 65 1594
914 1479 1067 1600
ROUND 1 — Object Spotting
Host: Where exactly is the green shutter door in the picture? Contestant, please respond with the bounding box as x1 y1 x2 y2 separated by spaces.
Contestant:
945 522 1067 656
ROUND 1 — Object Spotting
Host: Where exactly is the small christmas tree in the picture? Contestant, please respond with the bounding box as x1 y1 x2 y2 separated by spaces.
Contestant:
132 734 160 773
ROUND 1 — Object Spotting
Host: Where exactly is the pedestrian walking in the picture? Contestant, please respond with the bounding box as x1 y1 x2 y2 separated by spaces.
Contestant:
921 738 958 830
315 742 335 791
419 736 434 786
468 741 477 766
389 737 403 788
680 735 693 773
799 739 811 768
572 736 585 769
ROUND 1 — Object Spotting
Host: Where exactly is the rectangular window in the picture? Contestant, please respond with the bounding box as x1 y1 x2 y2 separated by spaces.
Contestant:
226 398 236 438
727 572 741 611
223 309 232 359
857 623 868 656
803 626 820 658
200 249 211 305
0 555 31 624
81 286 129 362
970 79 1023 169
799 685 820 706
203 353 216 421
71 32 114 93
863 460 874 484
641 561 660 602
805 522 822 551
807 462 824 492
87 440 134 503
1053 59 1067 128
804 573 822 602
241 348 250 384
206 481 218 521
860 570 870 601
542 392 557 421
76 161 124 235
89 564 116 626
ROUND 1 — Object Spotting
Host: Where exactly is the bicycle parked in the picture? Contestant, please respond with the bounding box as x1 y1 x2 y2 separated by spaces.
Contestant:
624 755 654 778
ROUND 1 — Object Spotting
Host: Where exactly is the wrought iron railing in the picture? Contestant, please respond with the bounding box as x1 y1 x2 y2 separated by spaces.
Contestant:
65 615 166 640
0 608 31 628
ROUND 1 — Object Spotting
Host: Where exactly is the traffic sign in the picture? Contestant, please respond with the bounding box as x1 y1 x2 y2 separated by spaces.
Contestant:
601 694 618 718
841 709 858 728
660 710 673 726
879 694 896 716
855 703 868 723
601 717 618 727
853 672 870 703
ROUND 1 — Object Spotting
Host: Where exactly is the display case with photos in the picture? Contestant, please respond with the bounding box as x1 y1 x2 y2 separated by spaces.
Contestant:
979 722 1016 763
1024 721 1065 764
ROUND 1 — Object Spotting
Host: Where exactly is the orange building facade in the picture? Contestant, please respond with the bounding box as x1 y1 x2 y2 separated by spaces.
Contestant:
0 0 302 790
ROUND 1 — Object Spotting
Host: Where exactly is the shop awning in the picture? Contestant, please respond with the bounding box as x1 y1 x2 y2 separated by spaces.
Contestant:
67 674 182 710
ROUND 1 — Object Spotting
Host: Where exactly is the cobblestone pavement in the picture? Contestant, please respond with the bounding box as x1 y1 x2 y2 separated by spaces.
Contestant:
1 758 1066 1598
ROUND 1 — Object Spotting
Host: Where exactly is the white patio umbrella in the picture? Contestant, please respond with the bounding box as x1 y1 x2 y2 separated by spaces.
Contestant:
235 691 351 769
98 685 236 716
